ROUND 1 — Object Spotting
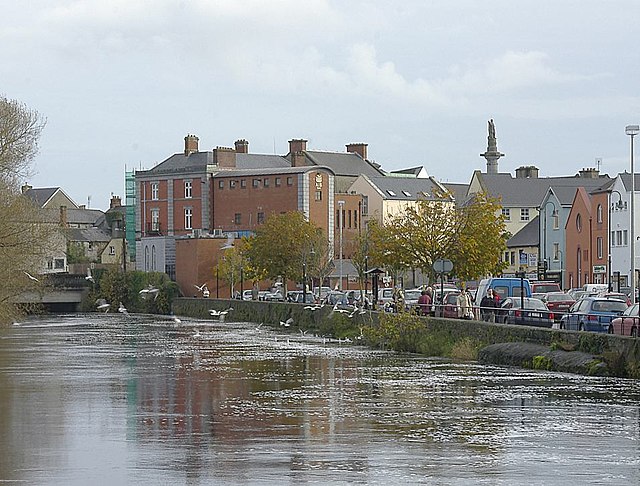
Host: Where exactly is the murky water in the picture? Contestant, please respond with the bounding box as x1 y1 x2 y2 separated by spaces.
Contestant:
1 314 639 485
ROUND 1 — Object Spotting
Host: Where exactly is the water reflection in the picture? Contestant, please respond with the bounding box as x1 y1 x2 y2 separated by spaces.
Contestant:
1 314 639 485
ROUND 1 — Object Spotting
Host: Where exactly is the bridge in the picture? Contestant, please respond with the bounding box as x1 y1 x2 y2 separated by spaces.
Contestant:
15 274 90 313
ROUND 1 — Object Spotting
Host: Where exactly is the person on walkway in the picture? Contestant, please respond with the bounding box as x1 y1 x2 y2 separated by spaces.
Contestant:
480 289 497 322
457 290 472 319
418 289 432 316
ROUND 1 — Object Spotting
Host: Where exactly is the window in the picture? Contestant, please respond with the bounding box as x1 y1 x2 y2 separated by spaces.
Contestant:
151 182 158 200
354 210 358 229
234 213 241 224
504 251 509 262
151 245 156 271
502 208 511 220
553 243 560 261
54 258 65 269
597 236 603 259
230 180 236 189
576 213 582 232
184 180 192 198
275 177 281 187
624 229 628 246
387 190 397 197
144 246 149 271
597 204 603 224
402 190 411 197
253 179 260 188
287 177 293 186
185 207 193 230
510 251 515 265
616 230 623 246
257 212 265 224
109 246 116 255
520 208 529 221
553 211 559 230
151 209 160 232
240 179 246 188
315 190 322 201
263 178 269 187
348 210 352 228
362 195 368 216
218 180 224 189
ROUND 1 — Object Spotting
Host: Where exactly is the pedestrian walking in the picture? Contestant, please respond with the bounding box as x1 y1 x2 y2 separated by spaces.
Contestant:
457 290 472 319
479 289 497 322
418 289 432 316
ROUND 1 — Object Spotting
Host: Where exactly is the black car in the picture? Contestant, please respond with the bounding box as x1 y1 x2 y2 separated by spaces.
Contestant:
497 297 554 328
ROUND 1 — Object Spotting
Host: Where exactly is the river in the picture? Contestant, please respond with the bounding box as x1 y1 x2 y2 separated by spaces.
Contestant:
0 313 639 485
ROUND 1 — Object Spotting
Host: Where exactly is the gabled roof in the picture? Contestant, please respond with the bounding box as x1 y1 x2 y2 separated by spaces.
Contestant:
387 166 429 178
619 172 640 192
64 227 112 243
472 172 611 207
506 215 540 248
366 176 451 201
23 187 78 209
442 183 469 205
303 151 385 178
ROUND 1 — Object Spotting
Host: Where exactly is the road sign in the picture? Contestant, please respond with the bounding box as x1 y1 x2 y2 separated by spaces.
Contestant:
433 258 453 274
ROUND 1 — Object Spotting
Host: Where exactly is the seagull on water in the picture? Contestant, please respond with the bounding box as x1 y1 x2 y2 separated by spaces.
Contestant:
209 307 233 317
24 271 39 282
279 317 294 327
171 315 182 324
304 304 324 311
118 302 129 316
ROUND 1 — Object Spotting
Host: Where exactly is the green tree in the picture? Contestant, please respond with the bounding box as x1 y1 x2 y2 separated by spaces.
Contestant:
242 212 321 293
0 96 48 324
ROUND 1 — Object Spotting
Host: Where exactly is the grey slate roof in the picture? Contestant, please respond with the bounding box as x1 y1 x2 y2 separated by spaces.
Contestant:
476 173 611 207
303 151 385 178
442 182 469 205
507 215 540 247
367 176 450 201
213 165 334 178
619 173 640 192
388 167 423 177
65 227 112 243
24 187 59 207
235 153 291 169
143 151 214 175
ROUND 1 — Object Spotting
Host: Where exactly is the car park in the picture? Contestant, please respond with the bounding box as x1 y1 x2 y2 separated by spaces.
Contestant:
559 297 628 332
497 297 554 328
541 292 576 320
609 303 639 337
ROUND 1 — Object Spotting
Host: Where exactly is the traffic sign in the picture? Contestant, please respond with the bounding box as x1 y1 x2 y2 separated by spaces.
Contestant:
433 258 454 274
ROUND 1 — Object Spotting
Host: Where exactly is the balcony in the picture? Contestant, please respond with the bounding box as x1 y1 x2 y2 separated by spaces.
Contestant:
146 222 162 236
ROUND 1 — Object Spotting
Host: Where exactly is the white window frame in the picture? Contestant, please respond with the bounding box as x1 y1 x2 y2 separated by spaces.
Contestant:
184 180 192 199
185 207 193 230
151 182 159 201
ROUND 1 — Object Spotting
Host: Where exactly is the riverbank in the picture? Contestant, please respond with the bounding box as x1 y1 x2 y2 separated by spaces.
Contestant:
173 298 640 378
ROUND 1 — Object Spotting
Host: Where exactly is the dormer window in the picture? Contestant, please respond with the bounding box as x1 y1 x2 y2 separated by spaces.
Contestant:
402 191 411 197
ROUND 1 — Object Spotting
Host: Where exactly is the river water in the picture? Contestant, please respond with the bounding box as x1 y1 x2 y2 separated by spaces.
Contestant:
0 313 639 485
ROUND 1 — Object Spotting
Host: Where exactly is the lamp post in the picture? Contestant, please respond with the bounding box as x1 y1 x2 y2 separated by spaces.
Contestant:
608 190 624 291
302 261 307 304
626 124 639 304
338 200 345 291
541 199 557 279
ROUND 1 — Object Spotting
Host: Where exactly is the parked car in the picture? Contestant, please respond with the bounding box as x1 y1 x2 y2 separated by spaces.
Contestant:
378 287 394 307
531 281 561 294
476 277 532 302
242 289 254 301
286 291 315 304
403 289 423 313
597 292 631 306
560 297 628 332
442 291 461 318
497 297 555 328
609 303 640 337
568 289 589 302
263 289 285 301
541 292 576 320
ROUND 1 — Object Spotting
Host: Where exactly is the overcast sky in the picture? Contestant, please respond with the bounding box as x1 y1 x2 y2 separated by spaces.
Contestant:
2 1 639 210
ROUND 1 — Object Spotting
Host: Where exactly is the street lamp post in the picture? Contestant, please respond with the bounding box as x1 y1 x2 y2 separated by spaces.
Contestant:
338 200 345 291
626 125 639 304
302 261 307 304
608 190 624 291
542 199 557 279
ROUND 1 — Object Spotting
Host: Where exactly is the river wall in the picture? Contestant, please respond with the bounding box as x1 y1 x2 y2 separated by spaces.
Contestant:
173 298 640 378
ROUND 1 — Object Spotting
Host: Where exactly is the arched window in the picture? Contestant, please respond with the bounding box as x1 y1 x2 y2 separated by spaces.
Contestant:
144 246 149 272
151 245 157 271
597 204 603 224
576 213 582 233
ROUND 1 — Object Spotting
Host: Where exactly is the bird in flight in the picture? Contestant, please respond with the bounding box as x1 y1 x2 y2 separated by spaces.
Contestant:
139 284 160 300
279 317 294 327
24 271 39 282
118 302 129 316
95 298 110 312
221 233 235 250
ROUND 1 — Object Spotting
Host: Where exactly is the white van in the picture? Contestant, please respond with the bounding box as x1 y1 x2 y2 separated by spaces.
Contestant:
583 284 608 294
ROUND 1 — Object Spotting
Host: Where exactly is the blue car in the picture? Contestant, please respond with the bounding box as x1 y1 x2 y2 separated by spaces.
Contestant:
559 297 628 332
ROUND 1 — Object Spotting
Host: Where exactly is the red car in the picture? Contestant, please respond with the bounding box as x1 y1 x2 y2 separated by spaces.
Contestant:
542 292 576 321
442 291 461 318
609 303 639 337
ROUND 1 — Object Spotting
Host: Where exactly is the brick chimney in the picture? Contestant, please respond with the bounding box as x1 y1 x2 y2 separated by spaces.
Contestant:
346 143 368 160
59 206 68 227
110 195 122 209
213 147 236 168
184 134 199 156
289 139 307 154
515 166 539 179
234 139 249 153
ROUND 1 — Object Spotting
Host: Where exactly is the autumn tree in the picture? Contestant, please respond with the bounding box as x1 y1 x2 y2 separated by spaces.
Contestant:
242 211 322 293
0 96 48 324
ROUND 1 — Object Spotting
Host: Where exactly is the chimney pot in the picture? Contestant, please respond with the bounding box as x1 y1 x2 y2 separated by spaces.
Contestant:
110 195 122 209
234 139 249 153
184 134 199 156
346 143 368 160
288 139 308 154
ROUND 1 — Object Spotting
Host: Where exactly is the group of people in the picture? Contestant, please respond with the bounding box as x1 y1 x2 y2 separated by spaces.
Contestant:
416 287 474 319
479 289 501 322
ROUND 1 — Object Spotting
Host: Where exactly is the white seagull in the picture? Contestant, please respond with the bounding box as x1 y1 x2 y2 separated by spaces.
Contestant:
209 307 233 318
24 271 39 282
139 284 160 300
304 304 324 311
279 317 294 327
221 233 235 250
95 298 110 312
118 302 129 316
85 268 95 283
194 283 207 293
171 315 182 324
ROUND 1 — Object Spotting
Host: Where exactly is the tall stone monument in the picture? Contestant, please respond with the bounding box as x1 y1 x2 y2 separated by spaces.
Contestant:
480 118 504 174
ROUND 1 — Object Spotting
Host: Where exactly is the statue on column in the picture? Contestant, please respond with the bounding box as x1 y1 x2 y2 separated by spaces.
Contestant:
488 119 496 139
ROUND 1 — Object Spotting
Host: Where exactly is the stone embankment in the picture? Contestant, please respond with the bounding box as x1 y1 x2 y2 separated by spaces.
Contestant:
173 298 640 378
